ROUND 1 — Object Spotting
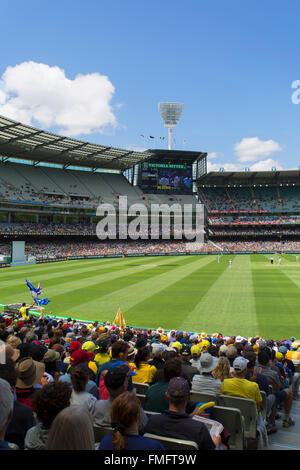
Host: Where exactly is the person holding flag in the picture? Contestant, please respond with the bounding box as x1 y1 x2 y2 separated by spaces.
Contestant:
113 308 126 331
19 302 35 320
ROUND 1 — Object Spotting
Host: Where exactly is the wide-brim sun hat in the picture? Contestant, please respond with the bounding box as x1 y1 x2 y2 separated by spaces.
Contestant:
16 357 45 388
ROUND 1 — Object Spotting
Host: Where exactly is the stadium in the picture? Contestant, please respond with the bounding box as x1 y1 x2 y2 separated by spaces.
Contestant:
1 113 300 338
1 111 300 451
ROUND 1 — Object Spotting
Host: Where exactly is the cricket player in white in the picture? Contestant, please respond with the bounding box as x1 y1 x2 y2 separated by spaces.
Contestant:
278 257 281 265
296 255 299 264
218 254 220 264
229 259 232 269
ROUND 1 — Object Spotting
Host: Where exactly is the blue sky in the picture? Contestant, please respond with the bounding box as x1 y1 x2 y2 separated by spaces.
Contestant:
1 0 300 171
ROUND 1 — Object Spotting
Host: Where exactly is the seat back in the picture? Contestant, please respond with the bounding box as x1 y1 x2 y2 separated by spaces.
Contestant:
259 391 267 420
218 395 257 439
190 391 218 405
134 382 150 395
212 405 245 450
136 393 147 408
143 433 198 450
93 425 113 444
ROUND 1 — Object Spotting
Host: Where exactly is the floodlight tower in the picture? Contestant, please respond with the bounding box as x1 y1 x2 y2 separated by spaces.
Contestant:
158 102 184 150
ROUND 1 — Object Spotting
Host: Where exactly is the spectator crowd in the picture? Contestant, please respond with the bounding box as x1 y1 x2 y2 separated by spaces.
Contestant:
0 307 300 451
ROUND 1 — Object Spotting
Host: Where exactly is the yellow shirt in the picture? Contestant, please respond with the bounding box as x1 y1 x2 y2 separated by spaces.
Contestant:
286 350 300 365
132 362 157 384
19 306 29 320
221 378 262 414
94 352 110 366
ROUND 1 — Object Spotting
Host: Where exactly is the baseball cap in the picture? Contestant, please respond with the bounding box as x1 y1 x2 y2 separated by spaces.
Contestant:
70 349 94 366
233 356 249 372
275 352 284 362
81 341 98 353
167 377 190 398
104 365 135 390
180 345 191 356
172 341 182 351
191 345 201 356
68 341 81 353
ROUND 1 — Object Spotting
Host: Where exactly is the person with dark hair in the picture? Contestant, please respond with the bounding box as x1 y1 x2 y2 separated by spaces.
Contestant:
98 392 164 451
24 382 72 450
93 364 144 427
244 351 277 435
96 341 134 398
257 350 294 428
0 359 35 449
70 366 97 413
94 339 110 366
178 345 198 385
133 347 157 384
145 359 182 413
145 377 219 450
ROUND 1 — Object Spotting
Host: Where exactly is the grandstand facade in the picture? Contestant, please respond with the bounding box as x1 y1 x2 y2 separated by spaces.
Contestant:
197 170 300 251
2 113 300 259
0 114 208 261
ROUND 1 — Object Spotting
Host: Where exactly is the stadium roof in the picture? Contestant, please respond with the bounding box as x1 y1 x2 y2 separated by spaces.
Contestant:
145 149 207 164
0 115 153 171
198 170 300 185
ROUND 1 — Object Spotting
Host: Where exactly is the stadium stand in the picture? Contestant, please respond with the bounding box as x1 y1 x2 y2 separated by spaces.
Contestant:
0 313 299 451
1 115 300 451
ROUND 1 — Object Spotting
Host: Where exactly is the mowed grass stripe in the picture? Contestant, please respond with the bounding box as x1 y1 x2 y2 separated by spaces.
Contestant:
0 256 142 282
49 255 201 316
63 255 216 324
0 255 194 307
0 256 166 290
251 256 300 338
179 255 258 336
128 255 226 332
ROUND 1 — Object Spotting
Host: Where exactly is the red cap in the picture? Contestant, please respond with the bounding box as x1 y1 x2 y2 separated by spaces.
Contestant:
68 341 81 353
70 349 90 366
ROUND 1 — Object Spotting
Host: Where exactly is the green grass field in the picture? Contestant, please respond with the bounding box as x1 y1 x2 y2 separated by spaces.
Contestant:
1 253 300 339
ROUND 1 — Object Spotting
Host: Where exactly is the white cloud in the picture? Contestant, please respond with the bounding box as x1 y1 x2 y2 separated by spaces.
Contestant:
234 137 283 162
207 152 222 160
127 145 147 153
0 61 117 136
207 158 284 173
249 158 283 171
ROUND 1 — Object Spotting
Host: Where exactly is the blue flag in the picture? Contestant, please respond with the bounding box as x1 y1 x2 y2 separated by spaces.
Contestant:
33 297 51 306
26 280 42 296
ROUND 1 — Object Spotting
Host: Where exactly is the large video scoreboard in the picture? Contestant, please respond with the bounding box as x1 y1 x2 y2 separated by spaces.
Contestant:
140 161 193 195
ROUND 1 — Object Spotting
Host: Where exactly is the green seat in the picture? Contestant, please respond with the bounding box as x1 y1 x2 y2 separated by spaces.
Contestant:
143 433 199 450
212 405 245 450
218 394 257 440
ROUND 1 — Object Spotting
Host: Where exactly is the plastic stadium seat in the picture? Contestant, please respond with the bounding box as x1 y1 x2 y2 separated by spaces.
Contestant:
212 405 245 450
190 390 219 404
260 391 267 420
134 382 150 395
93 425 114 443
136 393 147 408
145 410 160 417
143 433 199 450
218 395 257 440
